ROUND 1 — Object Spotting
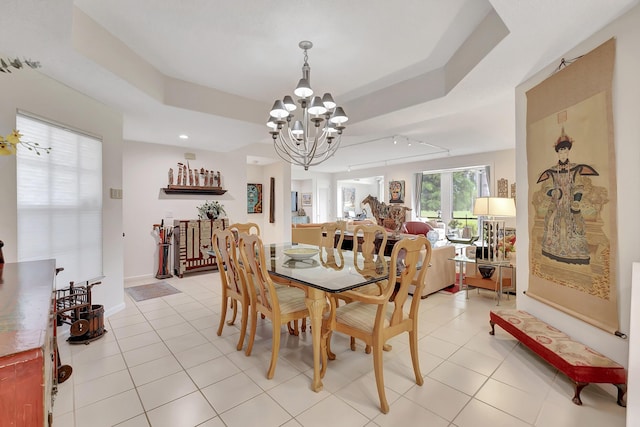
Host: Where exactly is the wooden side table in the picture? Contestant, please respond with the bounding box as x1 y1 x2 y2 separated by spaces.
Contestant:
449 255 515 305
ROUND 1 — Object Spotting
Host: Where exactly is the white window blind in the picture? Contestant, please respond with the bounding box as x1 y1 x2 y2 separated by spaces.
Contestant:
16 113 103 288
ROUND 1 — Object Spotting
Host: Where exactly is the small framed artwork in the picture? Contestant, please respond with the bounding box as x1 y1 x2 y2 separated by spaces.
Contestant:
342 187 356 211
498 178 509 198
301 193 312 206
389 180 405 204
247 183 262 213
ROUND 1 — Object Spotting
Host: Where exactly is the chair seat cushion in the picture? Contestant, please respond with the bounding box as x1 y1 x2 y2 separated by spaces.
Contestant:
330 301 406 333
275 285 308 314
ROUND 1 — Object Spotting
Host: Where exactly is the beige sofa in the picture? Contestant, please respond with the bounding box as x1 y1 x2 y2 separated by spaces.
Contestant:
291 223 322 246
410 244 456 298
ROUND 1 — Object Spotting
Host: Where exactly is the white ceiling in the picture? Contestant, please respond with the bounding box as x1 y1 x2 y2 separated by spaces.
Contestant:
1 0 637 173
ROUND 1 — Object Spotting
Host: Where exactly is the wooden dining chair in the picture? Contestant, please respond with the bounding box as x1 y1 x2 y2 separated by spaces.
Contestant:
211 228 250 351
344 223 389 352
229 222 260 239
238 233 311 379
289 220 347 334
321 235 432 413
352 223 388 282
316 220 345 269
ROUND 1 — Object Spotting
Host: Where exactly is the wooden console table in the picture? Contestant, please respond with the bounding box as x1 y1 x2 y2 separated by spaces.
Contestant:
173 219 228 277
0 259 58 426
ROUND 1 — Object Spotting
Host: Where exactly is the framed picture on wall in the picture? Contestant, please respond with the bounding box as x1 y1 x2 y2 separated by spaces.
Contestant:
247 183 262 213
342 187 356 210
389 180 405 203
301 193 312 206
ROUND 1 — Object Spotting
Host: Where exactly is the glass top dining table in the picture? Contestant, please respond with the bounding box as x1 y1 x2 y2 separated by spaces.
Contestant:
208 242 389 392
265 243 390 392
264 243 390 293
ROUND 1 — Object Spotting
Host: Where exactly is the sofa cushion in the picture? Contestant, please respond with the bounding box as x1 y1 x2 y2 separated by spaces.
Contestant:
402 221 433 235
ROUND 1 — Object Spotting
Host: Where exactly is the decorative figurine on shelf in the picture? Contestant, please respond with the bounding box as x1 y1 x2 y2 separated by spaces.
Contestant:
168 168 174 186
194 170 200 186
177 163 183 186
196 200 226 220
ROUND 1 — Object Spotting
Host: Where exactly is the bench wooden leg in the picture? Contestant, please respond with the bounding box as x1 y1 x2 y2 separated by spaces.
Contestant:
572 382 588 405
616 383 627 407
489 320 496 335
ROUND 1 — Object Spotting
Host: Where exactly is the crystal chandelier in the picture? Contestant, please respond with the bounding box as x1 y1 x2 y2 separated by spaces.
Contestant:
268 41 348 170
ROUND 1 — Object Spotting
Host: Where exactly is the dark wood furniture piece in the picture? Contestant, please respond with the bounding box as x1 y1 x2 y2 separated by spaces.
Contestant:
336 231 400 256
490 309 627 406
0 259 58 426
161 185 227 195
173 218 228 277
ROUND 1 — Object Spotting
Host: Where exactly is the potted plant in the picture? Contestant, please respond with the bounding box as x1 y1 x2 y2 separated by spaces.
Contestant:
196 200 226 220
447 219 462 236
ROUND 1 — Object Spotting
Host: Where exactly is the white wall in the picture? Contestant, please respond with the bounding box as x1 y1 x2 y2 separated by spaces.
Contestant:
246 163 269 233
123 140 247 278
0 70 124 315
516 4 640 369
260 162 292 245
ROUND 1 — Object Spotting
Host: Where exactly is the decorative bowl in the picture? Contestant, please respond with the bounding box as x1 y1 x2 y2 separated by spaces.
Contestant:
478 265 495 279
282 258 319 269
283 247 319 260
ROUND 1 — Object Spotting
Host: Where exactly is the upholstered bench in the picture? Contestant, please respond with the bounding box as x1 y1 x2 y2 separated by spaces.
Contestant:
489 309 626 406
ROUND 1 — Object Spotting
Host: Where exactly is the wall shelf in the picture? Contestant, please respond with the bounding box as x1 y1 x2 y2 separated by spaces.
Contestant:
162 185 227 195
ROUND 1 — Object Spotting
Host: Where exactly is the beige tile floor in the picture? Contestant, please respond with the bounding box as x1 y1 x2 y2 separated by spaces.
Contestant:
53 272 627 427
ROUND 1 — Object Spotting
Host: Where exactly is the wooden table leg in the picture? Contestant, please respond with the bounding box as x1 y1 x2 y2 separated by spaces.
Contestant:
305 287 325 392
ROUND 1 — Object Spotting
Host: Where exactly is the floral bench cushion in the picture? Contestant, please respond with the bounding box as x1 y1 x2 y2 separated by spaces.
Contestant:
490 309 626 406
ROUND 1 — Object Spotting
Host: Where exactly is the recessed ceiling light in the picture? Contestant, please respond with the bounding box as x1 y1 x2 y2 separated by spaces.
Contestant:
179 134 189 140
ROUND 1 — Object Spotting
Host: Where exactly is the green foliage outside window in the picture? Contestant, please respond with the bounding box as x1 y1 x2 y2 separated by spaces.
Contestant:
420 173 440 218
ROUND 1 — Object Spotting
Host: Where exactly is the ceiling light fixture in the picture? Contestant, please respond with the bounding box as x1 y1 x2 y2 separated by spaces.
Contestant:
268 41 348 171
179 134 189 140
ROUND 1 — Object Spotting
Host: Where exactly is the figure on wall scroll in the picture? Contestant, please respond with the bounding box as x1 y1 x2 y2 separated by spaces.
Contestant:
536 126 598 265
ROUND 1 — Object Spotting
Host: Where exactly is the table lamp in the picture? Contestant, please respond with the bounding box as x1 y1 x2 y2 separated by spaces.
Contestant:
473 197 516 260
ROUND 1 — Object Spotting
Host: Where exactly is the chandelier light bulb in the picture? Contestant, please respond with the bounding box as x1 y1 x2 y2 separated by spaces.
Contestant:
294 79 313 98
308 96 328 115
269 100 289 119
282 95 297 112
291 121 304 136
267 116 278 129
322 93 336 109
329 106 348 125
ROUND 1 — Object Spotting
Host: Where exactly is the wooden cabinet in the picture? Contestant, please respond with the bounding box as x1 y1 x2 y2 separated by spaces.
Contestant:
173 219 228 277
0 259 57 427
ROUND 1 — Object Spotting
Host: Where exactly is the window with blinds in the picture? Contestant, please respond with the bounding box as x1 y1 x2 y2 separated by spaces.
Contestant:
16 113 103 288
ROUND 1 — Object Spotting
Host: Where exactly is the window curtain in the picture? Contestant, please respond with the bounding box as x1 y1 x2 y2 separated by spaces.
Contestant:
413 173 422 218
16 113 103 288
483 165 491 196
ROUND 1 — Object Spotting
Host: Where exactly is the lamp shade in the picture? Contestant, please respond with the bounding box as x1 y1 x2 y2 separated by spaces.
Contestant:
473 197 516 217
